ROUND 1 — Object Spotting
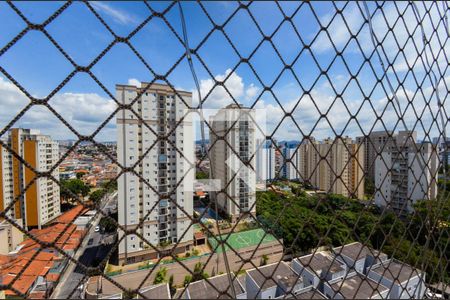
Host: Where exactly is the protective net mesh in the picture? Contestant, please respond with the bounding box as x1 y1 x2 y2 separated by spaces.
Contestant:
0 1 449 299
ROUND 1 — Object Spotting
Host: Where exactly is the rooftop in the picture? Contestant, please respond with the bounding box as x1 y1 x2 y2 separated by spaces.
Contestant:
370 259 422 284
296 251 345 276
137 283 170 299
3 274 37 296
333 242 387 262
52 204 87 225
0 220 83 297
183 274 245 298
330 273 389 299
247 261 300 292
292 286 327 299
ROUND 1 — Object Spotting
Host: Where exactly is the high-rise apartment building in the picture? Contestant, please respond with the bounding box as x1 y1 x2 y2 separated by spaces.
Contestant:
281 145 302 180
433 137 450 168
356 131 402 183
0 129 60 229
280 137 364 199
255 141 276 183
281 139 317 183
209 104 256 222
116 83 194 264
309 138 365 198
375 132 438 216
0 142 14 221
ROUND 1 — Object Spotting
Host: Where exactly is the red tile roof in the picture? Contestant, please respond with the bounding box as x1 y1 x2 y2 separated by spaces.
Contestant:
52 205 87 224
46 273 60 282
0 254 11 265
196 191 206 197
29 291 47 299
194 232 205 240
3 274 37 296
0 219 84 296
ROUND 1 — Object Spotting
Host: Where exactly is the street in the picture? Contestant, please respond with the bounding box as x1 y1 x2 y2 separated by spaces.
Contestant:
51 192 117 299
85 239 284 298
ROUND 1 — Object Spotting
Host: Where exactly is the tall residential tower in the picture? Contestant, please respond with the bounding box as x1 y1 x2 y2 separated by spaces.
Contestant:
374 131 438 216
116 83 194 264
0 129 60 229
209 104 256 222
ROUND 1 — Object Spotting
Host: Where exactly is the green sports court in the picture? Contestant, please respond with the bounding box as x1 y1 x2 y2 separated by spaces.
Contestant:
208 228 277 253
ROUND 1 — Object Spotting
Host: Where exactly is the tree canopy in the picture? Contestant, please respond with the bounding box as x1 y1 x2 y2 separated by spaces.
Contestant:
60 179 90 202
256 189 449 284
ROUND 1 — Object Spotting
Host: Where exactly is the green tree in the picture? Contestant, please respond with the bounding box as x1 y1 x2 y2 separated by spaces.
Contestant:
256 189 450 284
260 254 269 266
196 171 208 180
168 274 176 296
99 216 117 233
183 275 192 286
89 189 106 204
123 289 136 299
191 248 200 256
60 179 90 202
102 179 118 192
192 262 208 282
153 267 168 285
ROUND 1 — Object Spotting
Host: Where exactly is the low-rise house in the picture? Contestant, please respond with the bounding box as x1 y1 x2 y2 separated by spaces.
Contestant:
291 251 346 289
367 259 426 299
281 286 327 299
137 283 171 299
0 208 84 297
332 242 388 275
246 261 303 299
323 272 389 299
180 273 246 299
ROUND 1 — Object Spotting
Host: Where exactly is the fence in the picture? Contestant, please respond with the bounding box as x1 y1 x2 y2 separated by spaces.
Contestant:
0 1 449 299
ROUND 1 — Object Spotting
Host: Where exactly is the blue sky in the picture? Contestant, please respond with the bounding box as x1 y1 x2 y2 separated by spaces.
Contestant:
0 1 448 142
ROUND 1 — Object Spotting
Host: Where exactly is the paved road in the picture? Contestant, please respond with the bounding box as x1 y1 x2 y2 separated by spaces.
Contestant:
51 192 117 299
86 241 284 298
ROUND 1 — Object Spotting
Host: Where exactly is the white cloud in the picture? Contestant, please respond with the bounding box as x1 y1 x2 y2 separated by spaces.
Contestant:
0 76 116 141
245 83 260 100
90 2 137 25
0 68 447 143
127 78 141 87
193 69 250 109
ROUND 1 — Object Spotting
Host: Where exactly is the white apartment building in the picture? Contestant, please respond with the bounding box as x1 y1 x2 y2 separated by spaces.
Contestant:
375 132 438 215
116 83 194 264
0 129 60 229
255 143 276 183
209 104 256 222
356 131 395 182
0 142 14 221
281 140 319 182
282 145 302 180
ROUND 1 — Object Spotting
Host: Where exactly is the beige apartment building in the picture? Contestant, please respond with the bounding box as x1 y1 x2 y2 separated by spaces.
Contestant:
287 137 365 199
116 83 194 264
0 129 60 229
0 220 23 254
